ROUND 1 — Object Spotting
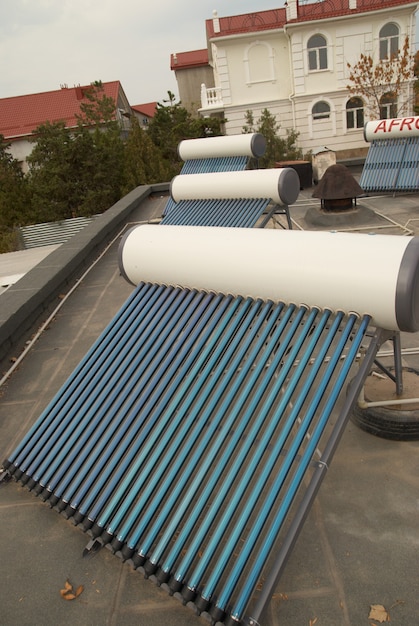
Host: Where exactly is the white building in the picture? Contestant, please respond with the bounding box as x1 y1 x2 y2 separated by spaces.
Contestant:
172 0 418 159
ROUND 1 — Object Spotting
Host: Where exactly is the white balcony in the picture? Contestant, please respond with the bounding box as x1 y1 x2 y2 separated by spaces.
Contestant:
200 84 224 111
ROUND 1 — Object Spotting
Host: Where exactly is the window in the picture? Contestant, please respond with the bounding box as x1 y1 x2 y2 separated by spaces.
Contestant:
379 92 397 119
379 23 399 60
312 101 330 120
308 34 328 71
346 97 364 129
244 41 275 84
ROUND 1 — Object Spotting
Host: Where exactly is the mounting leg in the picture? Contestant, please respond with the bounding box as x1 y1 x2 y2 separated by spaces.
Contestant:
393 332 403 396
372 331 403 395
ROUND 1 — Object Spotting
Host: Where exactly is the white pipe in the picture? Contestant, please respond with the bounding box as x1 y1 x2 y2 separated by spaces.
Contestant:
358 397 419 409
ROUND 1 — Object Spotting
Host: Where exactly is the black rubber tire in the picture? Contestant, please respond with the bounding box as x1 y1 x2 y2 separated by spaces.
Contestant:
350 367 419 441
351 402 419 440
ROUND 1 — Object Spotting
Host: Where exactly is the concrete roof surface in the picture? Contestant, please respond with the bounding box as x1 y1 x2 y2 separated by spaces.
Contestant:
1 185 419 625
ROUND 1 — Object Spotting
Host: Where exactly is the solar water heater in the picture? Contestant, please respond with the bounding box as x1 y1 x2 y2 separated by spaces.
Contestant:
3 221 419 625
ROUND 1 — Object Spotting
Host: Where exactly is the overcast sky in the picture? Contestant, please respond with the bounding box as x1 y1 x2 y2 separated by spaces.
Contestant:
1 1 284 106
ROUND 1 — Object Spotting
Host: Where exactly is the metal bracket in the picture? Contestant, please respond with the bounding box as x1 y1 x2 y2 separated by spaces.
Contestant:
82 538 102 558
0 468 12 485
259 203 292 230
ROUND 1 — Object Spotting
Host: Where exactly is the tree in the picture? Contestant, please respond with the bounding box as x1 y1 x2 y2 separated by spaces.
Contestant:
242 109 302 168
75 80 117 127
0 134 30 251
27 121 94 221
27 81 126 221
346 35 415 119
75 81 125 215
122 116 170 192
147 91 225 178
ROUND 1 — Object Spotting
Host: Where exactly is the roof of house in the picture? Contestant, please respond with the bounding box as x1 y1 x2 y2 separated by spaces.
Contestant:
2 186 419 626
205 0 418 38
131 102 157 118
0 81 123 141
170 49 209 71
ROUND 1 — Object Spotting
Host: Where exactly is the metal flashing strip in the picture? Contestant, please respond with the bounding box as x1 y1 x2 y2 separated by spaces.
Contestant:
161 197 270 227
19 215 96 249
3 282 380 624
360 137 419 192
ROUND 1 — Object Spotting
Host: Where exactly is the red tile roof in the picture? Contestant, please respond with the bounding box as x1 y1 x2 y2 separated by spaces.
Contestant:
206 9 286 39
131 102 157 118
0 81 123 141
170 49 209 71
288 0 418 24
206 0 417 38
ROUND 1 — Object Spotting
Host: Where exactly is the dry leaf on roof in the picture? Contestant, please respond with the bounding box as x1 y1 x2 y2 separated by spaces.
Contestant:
74 585 84 597
369 604 390 622
61 591 77 600
309 618 318 626
59 579 84 601
272 592 288 601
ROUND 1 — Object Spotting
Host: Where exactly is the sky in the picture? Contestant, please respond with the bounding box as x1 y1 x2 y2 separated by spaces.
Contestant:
0 1 285 106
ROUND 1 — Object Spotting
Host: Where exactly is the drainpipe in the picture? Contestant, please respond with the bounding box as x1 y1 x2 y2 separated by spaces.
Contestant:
283 22 297 130
408 6 416 115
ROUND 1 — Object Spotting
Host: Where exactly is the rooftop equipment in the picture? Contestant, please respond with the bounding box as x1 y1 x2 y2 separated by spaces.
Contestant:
360 116 419 192
3 168 419 625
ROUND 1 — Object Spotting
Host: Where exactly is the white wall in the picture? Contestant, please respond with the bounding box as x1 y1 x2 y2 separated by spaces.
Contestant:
8 139 32 173
205 4 417 156
216 32 291 108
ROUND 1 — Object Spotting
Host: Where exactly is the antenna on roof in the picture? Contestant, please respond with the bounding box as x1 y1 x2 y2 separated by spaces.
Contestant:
60 83 68 89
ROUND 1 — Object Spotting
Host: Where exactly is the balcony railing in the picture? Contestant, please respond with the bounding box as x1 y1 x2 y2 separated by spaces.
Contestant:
200 84 224 109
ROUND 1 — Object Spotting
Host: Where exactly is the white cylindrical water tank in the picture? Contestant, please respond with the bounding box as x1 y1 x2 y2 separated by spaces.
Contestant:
177 133 266 160
170 168 300 207
119 225 419 333
364 116 419 142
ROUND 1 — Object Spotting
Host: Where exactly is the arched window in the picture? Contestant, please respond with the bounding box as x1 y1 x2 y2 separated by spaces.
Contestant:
346 97 364 129
307 34 328 71
379 92 397 119
379 23 399 60
312 101 330 120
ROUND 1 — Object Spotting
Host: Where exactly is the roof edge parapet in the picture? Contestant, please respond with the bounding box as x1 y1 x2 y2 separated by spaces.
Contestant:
206 0 417 38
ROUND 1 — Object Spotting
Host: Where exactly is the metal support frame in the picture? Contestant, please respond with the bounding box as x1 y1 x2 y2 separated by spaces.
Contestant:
243 326 388 626
259 203 292 229
372 331 403 396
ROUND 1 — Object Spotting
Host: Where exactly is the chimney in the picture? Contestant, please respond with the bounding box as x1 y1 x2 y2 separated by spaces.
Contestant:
286 0 298 21
349 0 357 8
212 10 220 34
